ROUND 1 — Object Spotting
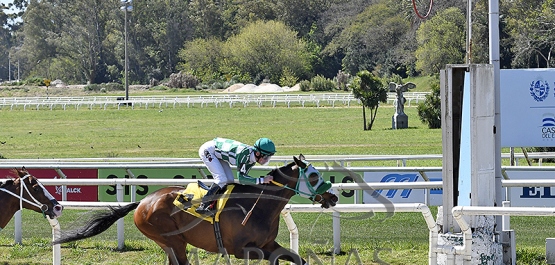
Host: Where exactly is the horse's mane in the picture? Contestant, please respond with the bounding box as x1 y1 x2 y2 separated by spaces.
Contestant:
0 170 21 188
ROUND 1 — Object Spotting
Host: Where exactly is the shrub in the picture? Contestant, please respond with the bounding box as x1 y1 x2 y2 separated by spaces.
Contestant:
310 75 336 91
105 83 124 91
168 71 199 88
24 77 46 86
299 80 311 91
84 84 101 92
84 83 124 92
210 81 225 90
279 67 298 87
417 82 441 129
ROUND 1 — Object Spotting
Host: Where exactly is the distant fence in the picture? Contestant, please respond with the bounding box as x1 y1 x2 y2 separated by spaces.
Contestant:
2 152 551 167
0 92 430 110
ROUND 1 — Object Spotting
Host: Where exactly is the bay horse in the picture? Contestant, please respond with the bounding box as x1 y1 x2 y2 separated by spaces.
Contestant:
53 154 338 264
0 168 64 231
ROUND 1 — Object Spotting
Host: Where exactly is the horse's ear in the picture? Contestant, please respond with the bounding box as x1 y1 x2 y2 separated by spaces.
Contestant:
298 154 305 161
293 155 307 168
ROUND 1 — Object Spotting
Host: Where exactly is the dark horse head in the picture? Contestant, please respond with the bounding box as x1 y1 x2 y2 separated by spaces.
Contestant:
269 154 338 208
0 168 63 228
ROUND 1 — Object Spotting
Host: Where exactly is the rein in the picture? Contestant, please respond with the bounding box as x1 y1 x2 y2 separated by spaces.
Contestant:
270 163 327 203
0 175 51 217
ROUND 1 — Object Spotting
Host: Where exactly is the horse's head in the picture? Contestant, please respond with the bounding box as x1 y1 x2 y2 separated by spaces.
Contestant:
273 154 338 208
8 168 63 219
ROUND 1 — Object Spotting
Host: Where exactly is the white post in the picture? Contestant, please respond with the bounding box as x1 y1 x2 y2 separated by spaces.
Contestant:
14 210 22 244
48 216 61 265
55 169 68 201
332 188 341 254
126 169 136 202
117 184 125 250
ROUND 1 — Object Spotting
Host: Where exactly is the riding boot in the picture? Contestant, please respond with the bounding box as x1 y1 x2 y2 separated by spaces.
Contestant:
195 184 221 214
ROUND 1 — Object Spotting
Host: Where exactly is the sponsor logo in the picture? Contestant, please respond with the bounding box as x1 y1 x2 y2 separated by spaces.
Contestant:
530 80 549 102
541 113 555 141
520 187 555 198
55 186 82 195
372 174 419 198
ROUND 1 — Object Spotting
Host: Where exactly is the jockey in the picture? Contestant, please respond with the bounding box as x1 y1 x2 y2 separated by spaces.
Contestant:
196 137 276 214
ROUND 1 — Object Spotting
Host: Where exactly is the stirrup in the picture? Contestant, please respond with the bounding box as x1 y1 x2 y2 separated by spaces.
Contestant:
196 201 215 214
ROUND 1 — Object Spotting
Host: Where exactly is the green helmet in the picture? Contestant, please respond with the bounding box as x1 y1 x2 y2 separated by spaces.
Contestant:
254 138 276 156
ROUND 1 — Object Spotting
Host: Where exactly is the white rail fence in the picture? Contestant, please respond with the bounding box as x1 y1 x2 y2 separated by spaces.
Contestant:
32 178 555 265
0 92 430 110
4 155 555 265
2 152 553 169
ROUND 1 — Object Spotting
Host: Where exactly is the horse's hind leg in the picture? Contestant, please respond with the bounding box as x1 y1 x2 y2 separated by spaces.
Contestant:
161 245 189 265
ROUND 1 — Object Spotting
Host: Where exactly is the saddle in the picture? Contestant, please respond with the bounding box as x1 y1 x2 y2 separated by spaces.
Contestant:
173 181 235 224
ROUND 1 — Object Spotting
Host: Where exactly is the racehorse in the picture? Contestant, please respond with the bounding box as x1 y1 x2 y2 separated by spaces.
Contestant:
0 168 64 231
53 155 338 265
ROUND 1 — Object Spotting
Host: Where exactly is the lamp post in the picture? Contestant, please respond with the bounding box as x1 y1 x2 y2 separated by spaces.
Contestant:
120 0 132 100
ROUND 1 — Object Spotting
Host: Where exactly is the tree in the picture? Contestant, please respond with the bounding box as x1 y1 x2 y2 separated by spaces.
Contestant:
131 0 193 83
323 0 411 76
505 0 555 68
177 38 224 83
417 81 441 129
0 4 11 80
223 20 311 84
351 70 387 130
415 7 466 75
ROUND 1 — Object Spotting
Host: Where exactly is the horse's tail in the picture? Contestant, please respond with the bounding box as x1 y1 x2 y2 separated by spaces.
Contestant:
52 202 140 245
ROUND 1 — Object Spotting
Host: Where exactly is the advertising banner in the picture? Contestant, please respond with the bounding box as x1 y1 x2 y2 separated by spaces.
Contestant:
0 168 98 201
501 69 555 147
98 167 359 204
506 170 555 207
98 168 204 202
363 172 443 206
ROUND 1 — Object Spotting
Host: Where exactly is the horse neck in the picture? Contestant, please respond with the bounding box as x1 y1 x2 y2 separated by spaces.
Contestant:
0 183 23 229
259 165 299 217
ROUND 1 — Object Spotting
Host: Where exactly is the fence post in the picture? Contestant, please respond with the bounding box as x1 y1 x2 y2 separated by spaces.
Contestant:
14 210 22 244
117 183 125 250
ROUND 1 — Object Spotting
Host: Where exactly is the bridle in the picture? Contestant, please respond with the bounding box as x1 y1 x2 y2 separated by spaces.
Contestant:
271 162 332 203
0 174 59 218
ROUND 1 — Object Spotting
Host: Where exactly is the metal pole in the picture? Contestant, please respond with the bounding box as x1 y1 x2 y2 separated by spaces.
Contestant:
124 2 129 100
466 0 472 64
8 55 10 82
489 0 505 254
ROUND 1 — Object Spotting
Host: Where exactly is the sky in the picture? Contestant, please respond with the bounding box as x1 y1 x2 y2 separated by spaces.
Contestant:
1 0 19 14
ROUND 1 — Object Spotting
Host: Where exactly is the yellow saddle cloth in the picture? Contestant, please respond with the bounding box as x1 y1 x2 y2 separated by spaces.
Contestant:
173 183 235 224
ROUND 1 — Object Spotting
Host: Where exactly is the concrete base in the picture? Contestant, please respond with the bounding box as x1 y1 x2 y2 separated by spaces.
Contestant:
436 208 503 264
392 113 408 129
547 238 555 264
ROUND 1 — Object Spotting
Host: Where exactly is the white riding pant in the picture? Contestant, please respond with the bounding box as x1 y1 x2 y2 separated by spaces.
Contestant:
199 141 234 188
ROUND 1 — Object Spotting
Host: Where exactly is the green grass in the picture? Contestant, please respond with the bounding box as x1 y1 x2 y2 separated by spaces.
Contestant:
0 105 443 161
0 99 550 264
403 75 438 92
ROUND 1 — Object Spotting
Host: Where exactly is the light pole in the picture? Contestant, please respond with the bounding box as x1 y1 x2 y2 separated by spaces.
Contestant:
120 0 132 100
